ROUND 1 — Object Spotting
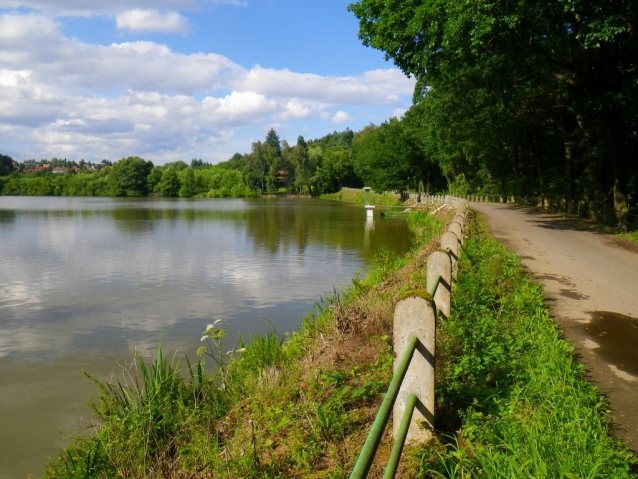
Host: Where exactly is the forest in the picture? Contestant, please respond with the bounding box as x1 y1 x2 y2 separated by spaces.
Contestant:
348 0 638 226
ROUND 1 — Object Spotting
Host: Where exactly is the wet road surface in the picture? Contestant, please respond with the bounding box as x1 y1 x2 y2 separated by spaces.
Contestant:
471 203 638 450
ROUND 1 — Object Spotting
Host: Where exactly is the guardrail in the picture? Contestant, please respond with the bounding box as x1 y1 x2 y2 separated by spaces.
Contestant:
350 197 468 478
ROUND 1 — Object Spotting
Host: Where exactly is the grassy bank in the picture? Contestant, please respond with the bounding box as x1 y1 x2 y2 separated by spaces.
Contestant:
44 209 445 478
43 208 636 478
418 214 636 477
320 188 402 206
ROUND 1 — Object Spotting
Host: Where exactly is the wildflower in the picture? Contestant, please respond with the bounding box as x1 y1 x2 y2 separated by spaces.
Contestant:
200 335 208 342
206 324 214 331
214 319 223 325
236 348 247 354
226 350 234 355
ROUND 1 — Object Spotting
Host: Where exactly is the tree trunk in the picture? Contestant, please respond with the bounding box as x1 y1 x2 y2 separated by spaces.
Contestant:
605 107 629 230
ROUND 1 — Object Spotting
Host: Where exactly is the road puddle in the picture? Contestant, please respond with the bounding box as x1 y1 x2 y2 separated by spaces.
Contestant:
584 311 638 378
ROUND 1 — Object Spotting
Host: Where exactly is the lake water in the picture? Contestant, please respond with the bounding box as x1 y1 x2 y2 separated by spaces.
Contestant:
0 196 412 478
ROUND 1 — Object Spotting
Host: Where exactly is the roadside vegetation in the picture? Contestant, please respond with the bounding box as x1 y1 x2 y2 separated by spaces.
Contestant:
43 208 636 478
617 230 638 247
418 214 636 477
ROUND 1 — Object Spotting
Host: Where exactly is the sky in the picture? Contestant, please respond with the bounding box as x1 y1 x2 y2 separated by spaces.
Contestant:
0 0 415 165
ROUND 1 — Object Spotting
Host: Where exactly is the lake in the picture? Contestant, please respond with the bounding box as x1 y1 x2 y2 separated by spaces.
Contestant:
0 196 412 478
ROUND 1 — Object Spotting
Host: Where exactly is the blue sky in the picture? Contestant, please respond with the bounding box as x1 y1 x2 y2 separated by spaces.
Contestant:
0 1 414 164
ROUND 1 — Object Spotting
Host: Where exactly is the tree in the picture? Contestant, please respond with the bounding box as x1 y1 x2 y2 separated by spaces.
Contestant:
0 154 15 177
265 128 282 153
179 167 198 197
110 157 153 197
158 167 181 197
349 0 638 225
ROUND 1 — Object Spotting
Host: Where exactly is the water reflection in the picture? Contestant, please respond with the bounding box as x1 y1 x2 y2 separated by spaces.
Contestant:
0 197 412 478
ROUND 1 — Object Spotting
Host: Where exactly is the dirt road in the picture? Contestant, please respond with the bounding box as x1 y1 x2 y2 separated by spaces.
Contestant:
471 202 638 450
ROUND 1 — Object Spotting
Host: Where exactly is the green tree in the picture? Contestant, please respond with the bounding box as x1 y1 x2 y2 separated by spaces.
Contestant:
0 154 15 177
158 167 181 197
179 167 198 197
349 0 638 225
110 157 153 197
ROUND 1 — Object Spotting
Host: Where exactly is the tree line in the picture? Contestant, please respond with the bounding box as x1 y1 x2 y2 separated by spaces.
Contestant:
349 0 638 225
0 123 445 198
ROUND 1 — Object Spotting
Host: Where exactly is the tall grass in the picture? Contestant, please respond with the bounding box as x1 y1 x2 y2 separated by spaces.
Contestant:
417 218 637 477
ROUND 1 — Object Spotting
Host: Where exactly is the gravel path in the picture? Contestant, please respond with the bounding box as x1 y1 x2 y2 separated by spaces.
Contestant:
471 202 638 450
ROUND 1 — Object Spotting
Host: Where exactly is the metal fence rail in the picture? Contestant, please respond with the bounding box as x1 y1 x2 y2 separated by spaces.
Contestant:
349 197 467 478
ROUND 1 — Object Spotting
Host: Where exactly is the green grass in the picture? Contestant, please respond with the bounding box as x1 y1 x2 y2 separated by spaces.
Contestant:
320 187 402 206
416 215 637 478
617 229 638 246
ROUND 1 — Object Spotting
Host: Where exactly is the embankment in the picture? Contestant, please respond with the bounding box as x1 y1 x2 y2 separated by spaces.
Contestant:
44 202 636 478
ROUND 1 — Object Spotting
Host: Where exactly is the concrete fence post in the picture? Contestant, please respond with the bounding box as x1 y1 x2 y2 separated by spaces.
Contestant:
449 222 463 246
393 296 436 444
440 232 459 279
427 251 452 319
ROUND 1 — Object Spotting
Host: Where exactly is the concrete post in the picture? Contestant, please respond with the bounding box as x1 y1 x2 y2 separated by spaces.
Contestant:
452 215 465 234
449 222 463 246
393 296 435 444
440 232 459 279
427 251 452 318
365 205 375 218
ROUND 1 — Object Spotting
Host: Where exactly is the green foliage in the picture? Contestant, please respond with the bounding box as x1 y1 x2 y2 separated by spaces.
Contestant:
157 167 180 197
320 187 401 205
0 153 15 176
352 117 440 192
420 223 637 477
349 0 638 217
110 156 154 197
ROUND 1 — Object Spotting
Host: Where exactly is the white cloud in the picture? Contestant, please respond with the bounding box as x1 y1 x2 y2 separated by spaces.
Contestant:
332 111 354 124
391 108 408 119
0 12 415 163
0 0 246 17
116 9 190 34
239 66 414 106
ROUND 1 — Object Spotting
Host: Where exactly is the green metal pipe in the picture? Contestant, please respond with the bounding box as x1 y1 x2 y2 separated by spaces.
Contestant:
349 335 419 479
383 394 418 479
428 274 442 298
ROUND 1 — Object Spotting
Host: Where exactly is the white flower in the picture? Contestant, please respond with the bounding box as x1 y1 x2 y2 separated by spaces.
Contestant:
200 335 208 342
206 324 214 331
236 348 247 354
214 319 223 325
226 350 234 355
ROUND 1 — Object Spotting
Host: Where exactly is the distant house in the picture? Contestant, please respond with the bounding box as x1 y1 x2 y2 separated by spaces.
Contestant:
275 170 291 189
52 167 66 174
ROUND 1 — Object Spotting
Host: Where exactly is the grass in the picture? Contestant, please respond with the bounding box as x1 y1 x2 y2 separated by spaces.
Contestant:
617 229 638 246
43 207 637 478
416 213 637 478
320 188 403 206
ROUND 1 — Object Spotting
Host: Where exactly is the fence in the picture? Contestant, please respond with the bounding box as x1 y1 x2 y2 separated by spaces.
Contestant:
350 196 468 479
